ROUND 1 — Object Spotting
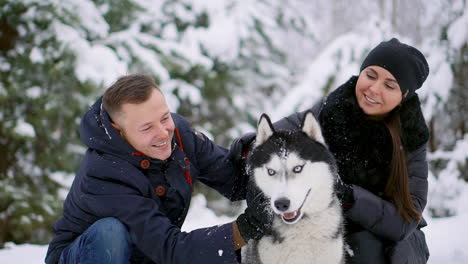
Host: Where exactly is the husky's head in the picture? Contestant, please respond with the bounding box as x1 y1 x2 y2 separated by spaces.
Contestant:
248 111 337 225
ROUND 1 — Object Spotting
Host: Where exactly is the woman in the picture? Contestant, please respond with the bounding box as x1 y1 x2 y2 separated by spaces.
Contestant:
274 38 431 263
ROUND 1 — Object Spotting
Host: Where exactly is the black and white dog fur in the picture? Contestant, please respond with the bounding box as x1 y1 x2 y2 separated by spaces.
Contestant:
242 111 345 264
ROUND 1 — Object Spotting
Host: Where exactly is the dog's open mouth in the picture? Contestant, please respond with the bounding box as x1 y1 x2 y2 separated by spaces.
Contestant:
282 210 301 223
280 188 311 224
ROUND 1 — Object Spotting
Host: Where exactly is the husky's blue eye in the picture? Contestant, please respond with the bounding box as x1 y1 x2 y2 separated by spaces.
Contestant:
267 168 276 176
293 165 303 173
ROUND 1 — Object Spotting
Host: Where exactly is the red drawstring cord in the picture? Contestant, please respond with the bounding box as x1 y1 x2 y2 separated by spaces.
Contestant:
175 128 192 185
133 129 192 185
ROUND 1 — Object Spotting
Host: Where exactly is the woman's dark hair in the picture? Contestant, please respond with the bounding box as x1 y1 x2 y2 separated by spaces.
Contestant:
103 74 160 121
384 109 421 222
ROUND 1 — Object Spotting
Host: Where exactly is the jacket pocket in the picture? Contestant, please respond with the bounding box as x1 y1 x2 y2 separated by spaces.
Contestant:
346 230 387 264
388 229 429 264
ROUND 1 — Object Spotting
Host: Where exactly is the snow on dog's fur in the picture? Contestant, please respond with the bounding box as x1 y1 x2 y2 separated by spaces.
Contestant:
242 111 345 264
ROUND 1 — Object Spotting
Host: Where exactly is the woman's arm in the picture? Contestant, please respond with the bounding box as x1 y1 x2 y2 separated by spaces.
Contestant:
346 144 429 241
273 99 324 131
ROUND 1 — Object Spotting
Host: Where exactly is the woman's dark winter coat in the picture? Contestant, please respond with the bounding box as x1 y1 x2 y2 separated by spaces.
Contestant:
45 97 247 264
274 76 430 263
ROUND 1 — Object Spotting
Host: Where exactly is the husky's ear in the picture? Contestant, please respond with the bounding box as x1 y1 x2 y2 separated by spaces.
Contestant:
255 113 275 147
302 111 326 145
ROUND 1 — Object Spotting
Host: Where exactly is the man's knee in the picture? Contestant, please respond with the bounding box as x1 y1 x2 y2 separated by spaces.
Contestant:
88 217 130 250
60 217 132 264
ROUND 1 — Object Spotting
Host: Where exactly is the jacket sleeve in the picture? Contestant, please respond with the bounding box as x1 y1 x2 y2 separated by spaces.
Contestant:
345 144 429 241
187 126 246 202
171 113 245 201
82 163 239 264
273 100 323 131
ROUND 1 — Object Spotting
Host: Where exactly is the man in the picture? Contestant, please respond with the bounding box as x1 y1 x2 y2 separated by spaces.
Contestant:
45 74 271 264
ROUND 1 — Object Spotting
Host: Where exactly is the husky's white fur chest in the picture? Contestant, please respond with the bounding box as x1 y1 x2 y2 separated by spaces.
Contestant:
255 206 344 264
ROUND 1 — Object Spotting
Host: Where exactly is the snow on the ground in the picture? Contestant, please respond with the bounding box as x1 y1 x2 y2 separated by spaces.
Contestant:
0 194 466 264
0 243 46 264
425 213 468 263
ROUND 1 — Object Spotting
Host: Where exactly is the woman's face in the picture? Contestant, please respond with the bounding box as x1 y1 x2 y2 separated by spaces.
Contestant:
355 66 403 117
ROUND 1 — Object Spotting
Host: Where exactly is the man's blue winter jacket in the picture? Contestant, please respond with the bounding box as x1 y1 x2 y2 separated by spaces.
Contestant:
45 97 246 264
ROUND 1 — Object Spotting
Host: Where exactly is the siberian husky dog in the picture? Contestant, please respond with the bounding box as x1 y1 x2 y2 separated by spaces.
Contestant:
242 111 345 264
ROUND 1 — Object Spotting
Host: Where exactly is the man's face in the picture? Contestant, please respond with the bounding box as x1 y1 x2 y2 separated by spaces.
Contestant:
112 88 175 160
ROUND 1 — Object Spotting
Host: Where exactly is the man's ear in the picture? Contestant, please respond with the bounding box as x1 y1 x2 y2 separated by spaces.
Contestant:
111 122 120 130
111 122 124 137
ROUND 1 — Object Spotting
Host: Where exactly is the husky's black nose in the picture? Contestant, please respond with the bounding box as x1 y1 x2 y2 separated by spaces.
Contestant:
274 198 290 211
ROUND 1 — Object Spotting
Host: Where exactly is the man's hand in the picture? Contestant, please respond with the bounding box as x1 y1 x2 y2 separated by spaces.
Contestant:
235 181 273 243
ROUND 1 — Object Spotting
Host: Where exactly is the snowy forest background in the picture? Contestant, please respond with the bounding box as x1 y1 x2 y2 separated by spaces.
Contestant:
0 0 467 262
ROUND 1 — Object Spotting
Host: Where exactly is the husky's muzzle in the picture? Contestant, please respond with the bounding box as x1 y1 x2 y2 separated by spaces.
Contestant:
273 188 311 224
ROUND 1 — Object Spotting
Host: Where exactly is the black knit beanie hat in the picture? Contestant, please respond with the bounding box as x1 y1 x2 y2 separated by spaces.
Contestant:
360 38 429 100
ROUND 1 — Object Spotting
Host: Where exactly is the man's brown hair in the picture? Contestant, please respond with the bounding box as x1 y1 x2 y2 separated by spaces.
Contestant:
103 74 160 122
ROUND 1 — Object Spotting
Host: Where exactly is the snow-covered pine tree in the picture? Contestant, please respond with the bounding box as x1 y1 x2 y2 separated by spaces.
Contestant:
0 0 95 246
423 0 468 217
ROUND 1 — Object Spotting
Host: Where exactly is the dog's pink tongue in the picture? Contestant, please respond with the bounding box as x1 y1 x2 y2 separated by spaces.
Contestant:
283 211 297 220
